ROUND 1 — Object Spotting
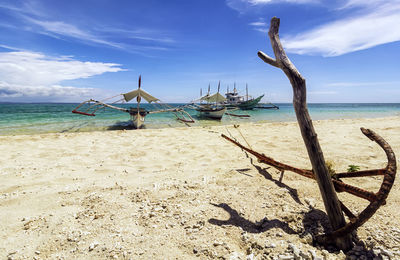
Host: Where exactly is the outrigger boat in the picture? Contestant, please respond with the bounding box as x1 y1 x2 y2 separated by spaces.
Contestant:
196 103 226 120
190 82 227 120
225 83 264 110
72 76 194 129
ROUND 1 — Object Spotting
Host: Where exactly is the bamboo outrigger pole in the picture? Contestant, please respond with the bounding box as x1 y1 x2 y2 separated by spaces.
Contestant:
258 17 352 250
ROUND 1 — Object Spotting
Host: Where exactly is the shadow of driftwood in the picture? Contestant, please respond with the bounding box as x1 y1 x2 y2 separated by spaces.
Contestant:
344 237 381 259
236 168 253 177
302 208 332 236
208 203 296 234
234 148 302 205
252 163 302 205
301 208 380 257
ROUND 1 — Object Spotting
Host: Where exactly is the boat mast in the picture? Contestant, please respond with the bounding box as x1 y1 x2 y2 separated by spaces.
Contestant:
217 81 220 107
207 83 210 105
137 75 141 118
246 83 248 101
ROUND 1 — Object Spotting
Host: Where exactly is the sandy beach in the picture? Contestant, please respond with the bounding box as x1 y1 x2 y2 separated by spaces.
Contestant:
1 116 399 259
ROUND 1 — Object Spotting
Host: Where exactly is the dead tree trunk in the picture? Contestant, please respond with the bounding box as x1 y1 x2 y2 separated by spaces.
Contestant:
258 17 352 250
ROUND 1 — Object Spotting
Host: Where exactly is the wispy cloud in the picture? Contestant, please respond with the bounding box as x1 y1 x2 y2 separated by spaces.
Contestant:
282 1 400 56
0 44 27 52
24 17 175 52
0 2 25 13
249 21 267 26
228 0 318 6
248 0 318 4
0 1 175 54
24 17 126 49
226 0 319 12
0 51 123 101
338 0 388 10
249 19 268 33
98 27 176 44
230 0 400 56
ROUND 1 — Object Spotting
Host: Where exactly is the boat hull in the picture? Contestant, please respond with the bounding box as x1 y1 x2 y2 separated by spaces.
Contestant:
236 95 264 110
131 113 146 129
196 106 226 120
130 108 148 129
224 94 264 110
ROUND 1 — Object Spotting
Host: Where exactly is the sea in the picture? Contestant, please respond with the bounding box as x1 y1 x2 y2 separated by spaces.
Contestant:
1 103 400 136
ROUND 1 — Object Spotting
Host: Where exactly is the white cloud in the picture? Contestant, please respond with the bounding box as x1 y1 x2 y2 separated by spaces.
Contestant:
248 0 318 4
339 0 389 9
282 1 400 56
0 82 94 99
231 0 400 56
249 19 268 33
0 44 26 52
254 28 268 33
0 51 123 85
1 2 175 54
99 27 176 44
0 51 123 101
226 0 319 12
249 21 267 27
26 18 175 52
228 0 318 6
24 17 126 49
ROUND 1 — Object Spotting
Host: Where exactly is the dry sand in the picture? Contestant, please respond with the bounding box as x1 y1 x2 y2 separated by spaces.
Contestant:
1 117 399 259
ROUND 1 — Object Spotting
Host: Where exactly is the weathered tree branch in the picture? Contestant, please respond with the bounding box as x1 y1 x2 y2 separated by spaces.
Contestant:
257 51 279 68
259 17 352 250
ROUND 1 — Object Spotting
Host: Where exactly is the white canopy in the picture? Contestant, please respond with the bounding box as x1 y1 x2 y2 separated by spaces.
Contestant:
200 92 226 103
123 89 159 103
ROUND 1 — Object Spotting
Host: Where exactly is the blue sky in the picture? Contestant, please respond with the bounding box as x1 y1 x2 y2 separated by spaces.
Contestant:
0 0 399 103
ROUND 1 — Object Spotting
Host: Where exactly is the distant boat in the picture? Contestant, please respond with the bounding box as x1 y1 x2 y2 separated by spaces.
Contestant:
192 82 227 120
225 83 264 110
72 75 194 129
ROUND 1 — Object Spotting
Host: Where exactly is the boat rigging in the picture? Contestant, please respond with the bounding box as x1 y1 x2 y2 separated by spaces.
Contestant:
72 75 194 129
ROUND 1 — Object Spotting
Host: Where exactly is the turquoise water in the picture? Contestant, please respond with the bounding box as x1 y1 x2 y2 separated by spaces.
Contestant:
0 103 400 135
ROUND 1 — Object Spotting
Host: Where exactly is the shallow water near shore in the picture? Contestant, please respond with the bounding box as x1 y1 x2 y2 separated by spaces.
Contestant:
1 103 400 135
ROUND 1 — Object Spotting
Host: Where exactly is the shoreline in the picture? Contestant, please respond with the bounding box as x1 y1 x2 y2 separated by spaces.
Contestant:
1 116 399 259
1 115 399 137
2 102 400 136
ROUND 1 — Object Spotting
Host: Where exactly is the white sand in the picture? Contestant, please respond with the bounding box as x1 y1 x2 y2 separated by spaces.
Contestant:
1 117 399 259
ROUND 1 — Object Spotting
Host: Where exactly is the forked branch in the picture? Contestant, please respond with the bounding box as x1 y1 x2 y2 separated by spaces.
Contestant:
258 17 351 250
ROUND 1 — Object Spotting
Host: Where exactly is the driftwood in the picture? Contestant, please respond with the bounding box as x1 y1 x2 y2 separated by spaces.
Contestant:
257 16 351 249
221 127 396 244
222 16 398 250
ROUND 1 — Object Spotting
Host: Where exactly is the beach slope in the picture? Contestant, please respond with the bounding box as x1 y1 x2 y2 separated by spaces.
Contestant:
1 117 399 259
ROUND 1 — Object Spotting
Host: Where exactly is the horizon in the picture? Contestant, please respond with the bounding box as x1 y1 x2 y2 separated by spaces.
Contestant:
0 0 399 103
